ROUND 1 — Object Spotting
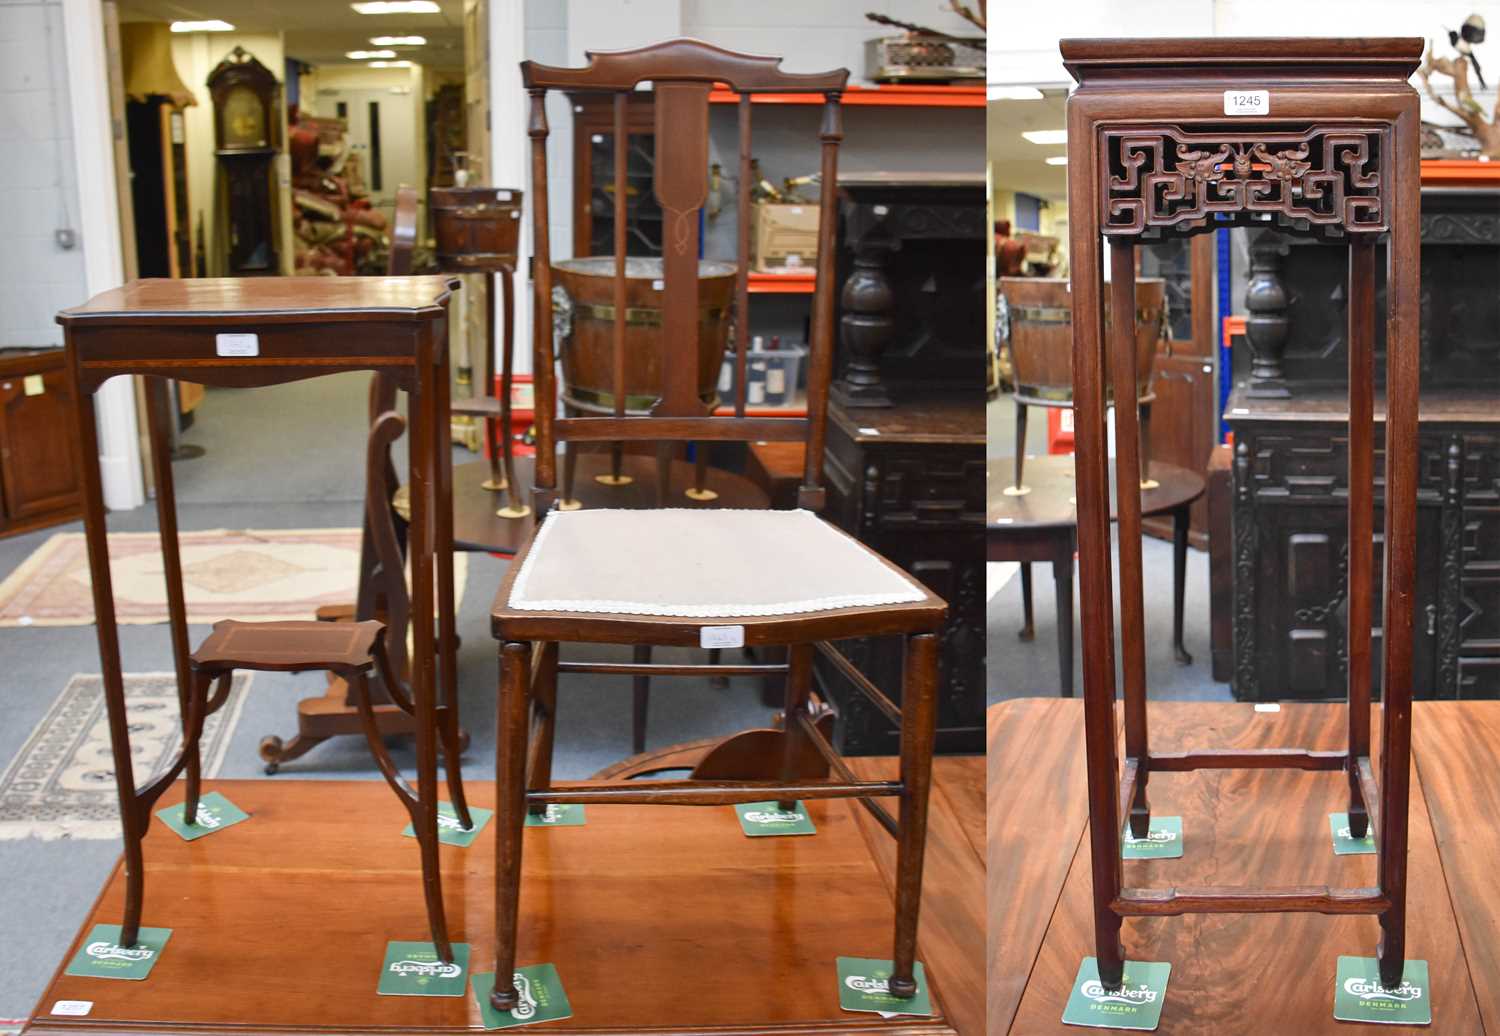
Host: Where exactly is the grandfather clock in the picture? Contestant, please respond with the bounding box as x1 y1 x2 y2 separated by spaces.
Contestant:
208 46 279 275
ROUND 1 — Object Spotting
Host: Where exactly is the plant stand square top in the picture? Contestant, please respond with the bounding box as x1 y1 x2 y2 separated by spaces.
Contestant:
1059 37 1424 993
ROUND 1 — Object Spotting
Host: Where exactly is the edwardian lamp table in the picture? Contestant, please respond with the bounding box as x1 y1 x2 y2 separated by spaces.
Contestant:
1062 36 1423 993
58 275 468 963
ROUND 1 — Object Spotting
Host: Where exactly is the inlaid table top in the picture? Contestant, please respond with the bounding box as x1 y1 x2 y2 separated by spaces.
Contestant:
56 276 458 326
987 456 1205 532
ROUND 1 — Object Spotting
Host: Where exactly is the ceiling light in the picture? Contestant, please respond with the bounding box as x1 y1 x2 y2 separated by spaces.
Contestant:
987 86 1044 100
1045 156 1068 166
352 1 440 13
170 19 234 32
1022 129 1068 145
371 35 426 45
347 49 397 59
369 60 415 68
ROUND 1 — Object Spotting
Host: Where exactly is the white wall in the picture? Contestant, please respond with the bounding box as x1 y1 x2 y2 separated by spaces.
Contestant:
0 0 87 347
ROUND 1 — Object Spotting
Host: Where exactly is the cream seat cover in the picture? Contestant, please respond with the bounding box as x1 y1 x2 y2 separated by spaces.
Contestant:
507 508 927 618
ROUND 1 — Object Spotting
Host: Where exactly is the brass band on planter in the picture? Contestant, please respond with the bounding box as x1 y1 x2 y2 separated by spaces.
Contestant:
570 302 726 328
563 387 720 412
1009 305 1165 327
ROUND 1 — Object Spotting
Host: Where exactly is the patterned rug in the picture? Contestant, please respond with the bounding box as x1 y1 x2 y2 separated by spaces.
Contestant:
0 528 466 627
0 672 250 840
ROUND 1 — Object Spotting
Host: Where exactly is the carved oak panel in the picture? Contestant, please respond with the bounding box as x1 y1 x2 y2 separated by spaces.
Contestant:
1229 417 1484 700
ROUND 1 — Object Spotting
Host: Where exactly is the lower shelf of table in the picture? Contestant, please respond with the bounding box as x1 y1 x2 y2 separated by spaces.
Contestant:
24 778 956 1035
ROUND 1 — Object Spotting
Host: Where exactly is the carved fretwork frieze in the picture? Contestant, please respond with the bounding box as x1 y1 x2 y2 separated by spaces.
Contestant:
1100 125 1388 241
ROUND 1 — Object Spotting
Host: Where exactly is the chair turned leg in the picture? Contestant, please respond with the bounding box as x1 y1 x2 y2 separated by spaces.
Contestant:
527 643 558 817
889 632 939 999
1348 768 1369 840
632 644 652 754
1128 774 1151 841
1018 563 1035 640
778 643 814 812
493 640 533 1011
1096 912 1126 989
708 646 728 689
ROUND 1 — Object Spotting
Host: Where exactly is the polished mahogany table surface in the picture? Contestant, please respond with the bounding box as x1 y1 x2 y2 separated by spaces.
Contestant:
988 699 1500 1034
57 275 459 322
987 455 1204 530
24 756 982 1035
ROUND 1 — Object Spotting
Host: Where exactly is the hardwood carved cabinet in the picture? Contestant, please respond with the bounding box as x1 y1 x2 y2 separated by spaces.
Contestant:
1228 189 1500 701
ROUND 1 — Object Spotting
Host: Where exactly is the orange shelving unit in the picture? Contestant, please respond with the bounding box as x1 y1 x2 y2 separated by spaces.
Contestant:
1421 158 1500 187
708 83 984 108
748 271 816 294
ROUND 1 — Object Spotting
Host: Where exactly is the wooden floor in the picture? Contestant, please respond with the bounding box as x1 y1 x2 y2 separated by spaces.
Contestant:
989 699 1500 1034
25 758 983 1035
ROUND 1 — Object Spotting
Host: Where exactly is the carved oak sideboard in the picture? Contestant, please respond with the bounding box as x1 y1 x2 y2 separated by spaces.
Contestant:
816 393 985 754
1227 188 1500 701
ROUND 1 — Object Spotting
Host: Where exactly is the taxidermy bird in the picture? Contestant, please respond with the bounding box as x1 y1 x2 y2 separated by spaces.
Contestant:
1449 13 1487 89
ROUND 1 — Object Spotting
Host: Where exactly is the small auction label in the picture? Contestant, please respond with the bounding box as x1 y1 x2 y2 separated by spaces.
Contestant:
1224 90 1269 116
701 625 745 649
215 333 259 357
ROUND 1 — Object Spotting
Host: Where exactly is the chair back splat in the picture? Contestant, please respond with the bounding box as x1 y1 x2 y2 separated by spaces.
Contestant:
520 39 849 515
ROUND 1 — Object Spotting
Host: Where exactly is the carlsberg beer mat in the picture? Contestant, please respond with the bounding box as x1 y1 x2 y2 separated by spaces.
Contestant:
401 801 493 848
525 803 585 827
1333 957 1432 1025
472 964 573 1029
1121 816 1182 860
1061 957 1170 1030
376 941 470 997
1329 811 1377 856
836 957 933 1016
156 791 250 841
735 800 817 837
64 925 171 981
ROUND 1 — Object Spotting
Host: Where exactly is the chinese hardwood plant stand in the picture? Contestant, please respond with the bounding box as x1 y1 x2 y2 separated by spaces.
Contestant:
485 39 946 1012
58 276 471 964
1061 36 1423 991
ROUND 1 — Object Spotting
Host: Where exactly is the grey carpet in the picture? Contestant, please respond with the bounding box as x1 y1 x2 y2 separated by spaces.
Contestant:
0 377 779 1020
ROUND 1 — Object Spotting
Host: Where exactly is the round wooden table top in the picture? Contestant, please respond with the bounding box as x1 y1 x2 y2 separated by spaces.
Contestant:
987 455 1205 532
449 454 770 555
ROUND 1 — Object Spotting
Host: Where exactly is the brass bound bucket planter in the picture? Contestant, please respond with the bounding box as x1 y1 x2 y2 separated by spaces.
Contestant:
552 256 736 413
430 187 522 272
998 275 1168 406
